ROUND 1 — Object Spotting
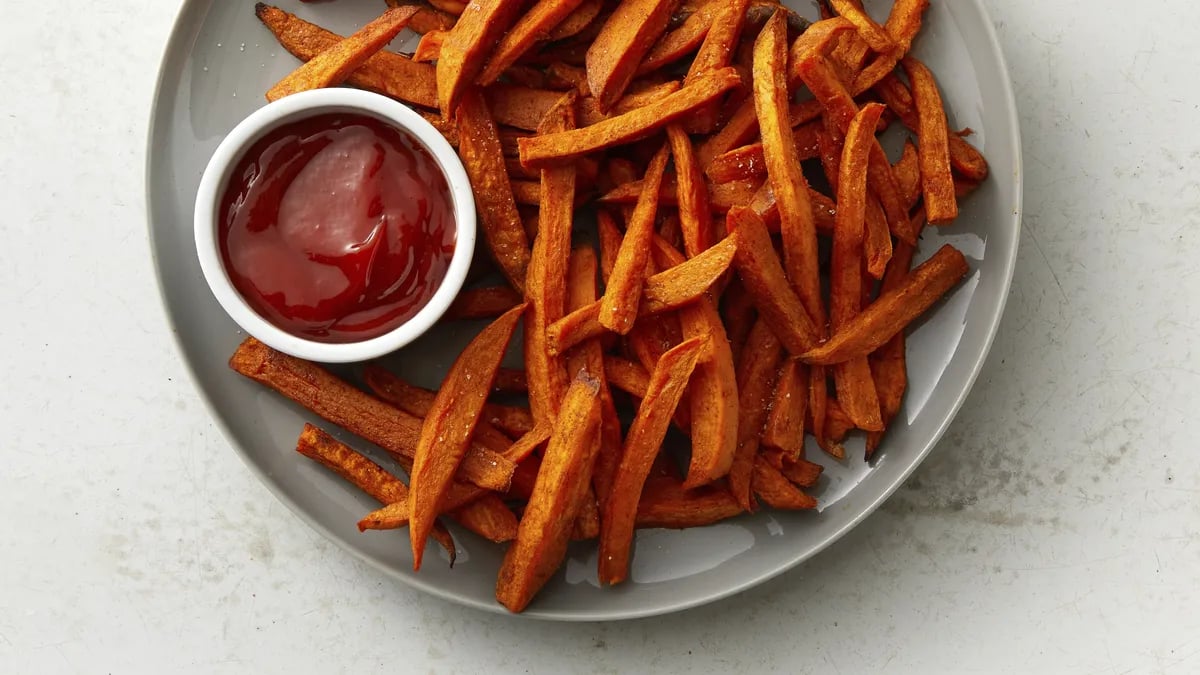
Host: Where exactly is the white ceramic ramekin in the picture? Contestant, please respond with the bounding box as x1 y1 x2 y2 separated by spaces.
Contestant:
194 88 475 363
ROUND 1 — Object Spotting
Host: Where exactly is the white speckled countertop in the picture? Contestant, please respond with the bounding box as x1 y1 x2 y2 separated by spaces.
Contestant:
2 1 1198 672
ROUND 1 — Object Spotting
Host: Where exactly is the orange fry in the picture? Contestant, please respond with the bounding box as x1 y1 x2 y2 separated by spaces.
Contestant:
599 145 670 334
256 4 437 108
636 479 744 529
802 244 969 365
457 89 531 292
485 85 566 132
362 365 533 440
408 304 526 569
518 67 741 167
681 0 750 132
752 455 817 509
864 194 893 279
604 357 651 398
412 28 445 63
585 0 677 111
548 0 604 41
436 0 526 114
873 72 990 183
229 338 515 492
599 336 706 585
577 81 683 126
826 0 896 54
443 285 523 321
850 0 928 92
638 3 718 76
706 121 822 185
383 0 457 34
902 56 958 225
667 124 714 257
496 374 602 612
761 358 808 460
730 317 783 509
893 139 921 210
477 0 588 86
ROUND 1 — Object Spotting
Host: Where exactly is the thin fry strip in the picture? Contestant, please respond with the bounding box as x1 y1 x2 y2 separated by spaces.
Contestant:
776 454 823 488
603 357 650 398
849 0 928 92
827 0 896 54
412 28 445 63
577 81 684 126
362 365 533 439
383 0 457 34
457 89 531 292
599 336 706 585
485 85 567 132
730 317 783 509
518 67 742 167
599 145 670 334
706 121 822 184
864 194 893 279
635 479 744 529
893 139 921 210
548 0 604 41
902 56 958 224
752 455 818 509
681 0 750 132
585 0 677 111
408 304 526 569
667 124 714 257
295 424 456 563
229 338 515 492
873 73 989 182
443 285 524 321
727 206 821 355
255 4 437 108
436 0 527 114
477 0 588 86
637 4 717 76
761 359 808 460
496 375 602 612
802 244 969 365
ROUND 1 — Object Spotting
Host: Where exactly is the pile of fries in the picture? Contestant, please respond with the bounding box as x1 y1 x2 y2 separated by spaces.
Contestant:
233 0 986 611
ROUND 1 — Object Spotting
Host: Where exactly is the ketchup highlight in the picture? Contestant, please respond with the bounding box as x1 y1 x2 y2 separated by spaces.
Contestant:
219 113 456 343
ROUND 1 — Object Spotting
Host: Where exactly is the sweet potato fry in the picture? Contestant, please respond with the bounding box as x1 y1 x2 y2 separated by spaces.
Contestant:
721 278 756 365
413 28 445 62
485 85 566 132
408 304 526 569
585 0 677 111
295 424 456 563
577 80 683 126
680 0 750 132
362 365 533 441
706 121 821 185
752 455 817 509
864 194 893 279
849 0 928 92
638 2 718 76
257 2 418 93
753 10 825 329
826 0 896 54
255 4 437 108
894 139 921 210
873 72 990 183
548 0 605 41
428 0 467 15
496 374 602 612
518 67 741 167
436 0 527 114
773 452 823 488
457 89 531 291
604 357 651 398
383 0 457 34
730 317 783 509
802 244 969 365
727 207 820 355
663 125 713 258
902 56 958 225
599 336 706 585
762 358 808 460
443 285 524 321
599 145 670 334
229 338 515 492
635 479 744 529
477 0 587 86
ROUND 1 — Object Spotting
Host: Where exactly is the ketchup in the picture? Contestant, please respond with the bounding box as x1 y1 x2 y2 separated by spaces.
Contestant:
219 113 456 343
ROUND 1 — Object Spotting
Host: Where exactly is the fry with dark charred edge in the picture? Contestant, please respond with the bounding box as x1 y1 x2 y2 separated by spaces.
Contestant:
229 338 515 492
457 89 531 292
266 4 418 101
477 0 587 86
599 145 670 334
762 359 808 460
255 4 437 108
362 365 534 439
585 0 677 112
752 455 818 509
802 244 969 365
518 67 741 167
599 336 706 585
408 304 526 570
295 424 457 564
496 374 602 613
727 207 821 355
412 28 445 63
753 10 825 331
442 286 524 321
667 124 714 257
830 102 885 431
635 479 744 529
730 317 783 509
436 0 527 114
902 56 958 225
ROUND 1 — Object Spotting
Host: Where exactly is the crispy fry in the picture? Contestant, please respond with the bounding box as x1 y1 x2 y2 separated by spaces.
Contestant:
803 244 969 365
874 72 989 183
496 375 602 612
864 194 893 279
902 56 958 225
706 121 821 184
638 3 718 76
255 4 437 108
721 277 756 365
485 85 566 131
727 206 821 355
229 338 515 492
428 0 467 15
548 0 604 41
362 365 533 440
545 62 590 94
635 479 744 529
604 357 651 398
518 67 741 167
478 0 587 86
383 0 457 34
577 80 683 126
457 89 531 291
762 358 808 460
599 145 670 334
585 0 677 111
436 0 526 114
443 285 524 321
666 124 714 257
681 0 750 132
413 28 445 63
894 139 921 210
408 304 526 569
358 488 519 542
765 450 823 488
730 318 783 509
597 209 623 284
295 424 457 563
826 0 896 54
599 336 706 585
752 455 817 509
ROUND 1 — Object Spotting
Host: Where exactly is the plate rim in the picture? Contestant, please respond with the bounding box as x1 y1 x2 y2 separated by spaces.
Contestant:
145 0 1023 622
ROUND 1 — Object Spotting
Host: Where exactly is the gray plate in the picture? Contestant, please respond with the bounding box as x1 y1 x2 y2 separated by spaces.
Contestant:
147 0 1021 620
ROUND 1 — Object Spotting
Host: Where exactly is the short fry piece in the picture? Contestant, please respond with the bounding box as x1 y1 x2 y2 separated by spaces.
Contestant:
413 28 445 63
599 336 706 585
752 455 817 509
801 245 970 365
436 0 527 114
409 304 526 569
585 0 677 111
496 375 602 612
730 318 783 509
761 359 808 460
902 56 958 225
